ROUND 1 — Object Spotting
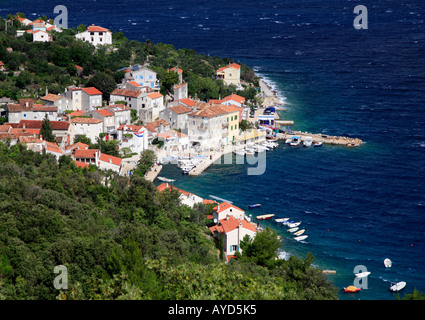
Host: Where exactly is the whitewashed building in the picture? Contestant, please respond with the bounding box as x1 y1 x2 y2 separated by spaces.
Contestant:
75 25 113 46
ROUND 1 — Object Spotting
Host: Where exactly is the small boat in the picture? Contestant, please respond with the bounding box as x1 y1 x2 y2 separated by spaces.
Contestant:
289 136 301 146
355 271 371 278
294 235 308 241
287 222 301 228
287 227 299 233
303 137 313 147
275 218 289 223
248 204 261 208
313 141 323 147
282 220 294 225
389 281 406 292
157 177 176 183
344 285 361 293
256 214 275 220
294 229 305 236
384 258 392 268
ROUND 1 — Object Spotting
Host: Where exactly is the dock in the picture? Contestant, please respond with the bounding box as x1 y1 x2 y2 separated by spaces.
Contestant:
277 131 363 147
188 145 233 176
145 164 163 182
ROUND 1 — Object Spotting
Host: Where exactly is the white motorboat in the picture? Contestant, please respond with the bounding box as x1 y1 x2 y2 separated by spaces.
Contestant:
289 136 301 146
245 148 255 155
287 227 299 233
287 222 301 228
293 229 305 236
275 218 289 223
355 271 371 278
303 138 312 147
384 258 392 268
157 177 176 183
389 281 406 292
294 235 308 241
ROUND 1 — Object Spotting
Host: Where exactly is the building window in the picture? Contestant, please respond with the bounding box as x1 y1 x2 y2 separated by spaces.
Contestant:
231 245 238 252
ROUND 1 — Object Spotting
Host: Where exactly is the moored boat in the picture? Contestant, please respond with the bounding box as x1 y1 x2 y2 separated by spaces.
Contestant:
384 258 392 268
355 271 371 278
248 204 261 208
294 229 305 236
275 218 289 223
313 141 323 147
344 286 361 293
287 222 301 228
256 214 275 220
287 227 299 233
389 281 406 292
294 235 308 241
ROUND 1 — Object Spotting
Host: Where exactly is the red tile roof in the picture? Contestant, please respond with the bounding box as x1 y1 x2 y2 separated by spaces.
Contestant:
96 109 114 117
213 202 244 214
147 92 163 99
87 25 110 32
71 117 102 124
111 88 143 98
82 87 102 95
168 104 192 114
99 153 122 166
17 120 70 130
74 149 99 159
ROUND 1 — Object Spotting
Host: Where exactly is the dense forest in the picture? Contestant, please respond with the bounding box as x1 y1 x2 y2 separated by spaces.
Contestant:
0 142 339 300
0 14 259 104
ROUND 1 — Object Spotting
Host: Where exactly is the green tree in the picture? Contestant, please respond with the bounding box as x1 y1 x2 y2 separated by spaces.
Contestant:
133 149 156 177
40 115 55 142
86 71 116 101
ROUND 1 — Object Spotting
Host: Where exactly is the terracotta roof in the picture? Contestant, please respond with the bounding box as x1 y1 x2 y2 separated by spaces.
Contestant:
117 124 144 132
173 82 187 90
168 104 192 114
217 63 241 73
156 182 199 199
213 202 244 214
96 109 114 117
71 117 102 124
147 92 163 99
0 125 11 132
168 67 183 74
188 105 230 118
18 136 43 144
74 149 99 159
65 142 90 151
74 160 89 168
68 110 85 117
128 81 141 87
41 94 63 102
44 141 63 154
17 120 70 130
82 87 102 95
222 93 245 104
178 98 196 108
99 153 122 166
111 88 143 98
209 215 257 235
87 25 110 32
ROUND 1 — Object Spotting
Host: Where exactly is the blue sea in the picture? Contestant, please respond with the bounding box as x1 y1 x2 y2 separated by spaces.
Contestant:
2 0 425 300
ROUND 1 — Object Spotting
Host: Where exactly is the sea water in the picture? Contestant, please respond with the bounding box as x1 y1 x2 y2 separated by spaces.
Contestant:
3 0 425 300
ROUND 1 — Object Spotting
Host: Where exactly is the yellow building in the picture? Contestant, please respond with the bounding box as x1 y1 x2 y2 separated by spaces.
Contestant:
216 63 241 87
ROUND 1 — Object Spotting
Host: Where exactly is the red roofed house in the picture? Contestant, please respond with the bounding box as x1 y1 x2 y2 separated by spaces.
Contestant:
83 108 115 133
159 104 192 133
209 215 257 260
139 92 165 124
98 153 122 173
75 24 112 46
156 182 204 208
220 93 246 108
64 87 102 112
6 99 58 123
41 140 64 160
69 117 103 145
216 63 241 87
212 202 246 222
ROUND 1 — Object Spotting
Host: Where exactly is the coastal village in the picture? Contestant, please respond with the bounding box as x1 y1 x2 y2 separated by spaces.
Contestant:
0 19 363 262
